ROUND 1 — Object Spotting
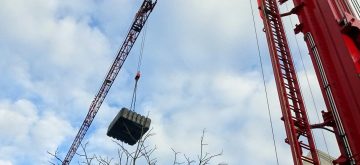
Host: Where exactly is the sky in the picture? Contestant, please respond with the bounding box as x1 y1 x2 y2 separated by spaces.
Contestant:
0 0 342 164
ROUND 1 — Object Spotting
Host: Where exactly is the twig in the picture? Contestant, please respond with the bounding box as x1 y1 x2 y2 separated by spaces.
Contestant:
197 129 223 165
183 154 195 165
47 148 63 165
171 148 184 165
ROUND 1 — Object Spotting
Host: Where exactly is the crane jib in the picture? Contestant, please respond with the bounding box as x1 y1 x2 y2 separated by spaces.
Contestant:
62 1 157 164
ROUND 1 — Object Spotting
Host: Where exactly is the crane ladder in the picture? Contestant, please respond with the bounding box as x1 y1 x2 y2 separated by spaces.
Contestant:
259 0 320 164
62 1 157 164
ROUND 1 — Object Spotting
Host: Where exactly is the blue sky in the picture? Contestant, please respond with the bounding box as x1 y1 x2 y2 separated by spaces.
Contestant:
0 0 340 164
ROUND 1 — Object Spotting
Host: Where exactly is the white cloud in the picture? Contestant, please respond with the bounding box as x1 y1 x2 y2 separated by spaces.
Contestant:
0 99 74 164
0 0 114 119
0 160 13 165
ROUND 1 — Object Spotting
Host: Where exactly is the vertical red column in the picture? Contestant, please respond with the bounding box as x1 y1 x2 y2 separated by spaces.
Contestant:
291 0 360 164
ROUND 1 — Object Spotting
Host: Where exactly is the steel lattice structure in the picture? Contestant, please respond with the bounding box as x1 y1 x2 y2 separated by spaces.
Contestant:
258 0 320 164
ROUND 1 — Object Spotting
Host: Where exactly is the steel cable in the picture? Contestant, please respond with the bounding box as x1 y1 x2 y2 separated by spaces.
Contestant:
249 0 280 164
130 23 148 112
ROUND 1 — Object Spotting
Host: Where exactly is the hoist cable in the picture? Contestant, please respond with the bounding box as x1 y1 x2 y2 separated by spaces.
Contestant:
284 3 331 157
130 77 139 111
130 23 148 111
350 0 360 18
249 1 280 164
138 23 148 72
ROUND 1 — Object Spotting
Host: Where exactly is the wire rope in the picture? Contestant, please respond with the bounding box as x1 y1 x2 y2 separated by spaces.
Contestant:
350 0 360 18
284 2 331 157
129 78 139 111
249 1 280 164
138 23 148 72
130 23 148 112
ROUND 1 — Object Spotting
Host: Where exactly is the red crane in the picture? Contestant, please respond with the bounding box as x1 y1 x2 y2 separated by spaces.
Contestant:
258 0 360 164
62 1 157 164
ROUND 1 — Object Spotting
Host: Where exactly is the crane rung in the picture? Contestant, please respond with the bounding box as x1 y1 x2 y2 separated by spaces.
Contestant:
133 25 142 32
302 156 315 164
299 141 312 150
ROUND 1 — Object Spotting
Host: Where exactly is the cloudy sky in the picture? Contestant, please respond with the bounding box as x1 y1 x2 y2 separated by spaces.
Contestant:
0 0 341 164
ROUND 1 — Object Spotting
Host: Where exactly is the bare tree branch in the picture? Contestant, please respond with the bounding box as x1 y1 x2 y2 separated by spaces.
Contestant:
113 140 135 160
197 129 223 165
117 148 124 164
55 125 222 165
75 142 95 165
94 155 113 165
136 128 156 165
183 154 195 165
47 148 63 165
141 144 157 165
171 148 184 165
112 127 156 165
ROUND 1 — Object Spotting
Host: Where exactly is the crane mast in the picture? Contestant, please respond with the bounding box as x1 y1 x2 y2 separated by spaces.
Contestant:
257 0 320 164
289 0 360 164
259 0 360 164
62 1 157 164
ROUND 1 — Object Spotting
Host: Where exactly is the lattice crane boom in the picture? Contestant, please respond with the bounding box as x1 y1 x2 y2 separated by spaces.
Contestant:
62 1 157 164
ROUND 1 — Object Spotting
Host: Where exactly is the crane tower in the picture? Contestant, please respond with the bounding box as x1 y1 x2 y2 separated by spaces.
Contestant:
258 0 360 164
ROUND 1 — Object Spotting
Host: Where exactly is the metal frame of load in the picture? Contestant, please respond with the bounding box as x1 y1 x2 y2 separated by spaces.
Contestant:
107 107 151 145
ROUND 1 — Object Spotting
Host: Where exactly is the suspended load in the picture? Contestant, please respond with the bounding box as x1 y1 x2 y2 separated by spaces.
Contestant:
107 107 151 145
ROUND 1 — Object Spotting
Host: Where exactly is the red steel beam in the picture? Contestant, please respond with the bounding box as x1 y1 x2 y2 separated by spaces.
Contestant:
257 0 320 164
